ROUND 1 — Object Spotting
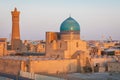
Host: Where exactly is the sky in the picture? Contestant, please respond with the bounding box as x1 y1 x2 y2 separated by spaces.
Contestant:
0 0 120 40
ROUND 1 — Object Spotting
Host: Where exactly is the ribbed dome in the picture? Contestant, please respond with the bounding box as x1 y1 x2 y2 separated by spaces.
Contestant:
60 17 80 32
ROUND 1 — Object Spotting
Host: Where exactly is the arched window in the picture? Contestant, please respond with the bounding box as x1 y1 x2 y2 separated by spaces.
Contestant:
76 42 78 47
60 43 62 48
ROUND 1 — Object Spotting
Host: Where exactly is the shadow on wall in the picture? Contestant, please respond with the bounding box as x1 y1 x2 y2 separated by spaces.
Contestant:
67 62 77 73
71 50 84 59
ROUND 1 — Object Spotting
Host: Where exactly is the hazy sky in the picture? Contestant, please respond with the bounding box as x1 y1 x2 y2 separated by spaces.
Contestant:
0 0 120 40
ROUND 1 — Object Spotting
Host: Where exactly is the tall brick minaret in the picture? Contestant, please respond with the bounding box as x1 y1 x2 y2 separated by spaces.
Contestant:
11 8 22 50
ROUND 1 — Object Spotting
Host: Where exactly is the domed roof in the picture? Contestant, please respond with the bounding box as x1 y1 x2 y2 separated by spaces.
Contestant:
60 17 80 32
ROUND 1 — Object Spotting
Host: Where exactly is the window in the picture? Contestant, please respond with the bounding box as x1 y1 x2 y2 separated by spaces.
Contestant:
43 45 45 48
76 42 78 47
60 43 62 48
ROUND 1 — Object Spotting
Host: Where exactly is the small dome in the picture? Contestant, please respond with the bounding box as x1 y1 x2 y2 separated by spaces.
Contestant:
60 17 80 32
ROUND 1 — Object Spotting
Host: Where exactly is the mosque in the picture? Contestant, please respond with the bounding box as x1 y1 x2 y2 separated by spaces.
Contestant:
10 8 89 60
1 8 120 77
0 8 94 75
45 15 91 72
46 16 89 59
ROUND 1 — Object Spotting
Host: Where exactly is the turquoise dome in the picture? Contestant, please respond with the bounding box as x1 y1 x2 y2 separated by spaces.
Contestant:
60 17 80 32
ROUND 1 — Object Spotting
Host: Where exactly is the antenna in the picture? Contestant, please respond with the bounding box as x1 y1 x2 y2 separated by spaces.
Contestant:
69 13 71 17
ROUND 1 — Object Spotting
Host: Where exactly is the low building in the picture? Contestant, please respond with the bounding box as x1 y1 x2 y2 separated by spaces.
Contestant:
0 56 78 75
0 38 7 56
108 62 120 72
91 56 117 72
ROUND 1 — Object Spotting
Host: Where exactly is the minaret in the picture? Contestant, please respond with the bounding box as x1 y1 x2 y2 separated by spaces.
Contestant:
11 8 22 50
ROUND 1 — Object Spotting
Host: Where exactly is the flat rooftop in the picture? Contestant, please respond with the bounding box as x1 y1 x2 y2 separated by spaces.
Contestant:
0 56 67 61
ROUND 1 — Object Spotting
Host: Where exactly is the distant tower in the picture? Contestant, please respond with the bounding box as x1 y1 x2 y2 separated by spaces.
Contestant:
11 8 22 50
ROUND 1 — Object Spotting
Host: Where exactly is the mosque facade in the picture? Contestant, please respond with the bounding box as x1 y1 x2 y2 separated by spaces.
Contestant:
46 17 89 60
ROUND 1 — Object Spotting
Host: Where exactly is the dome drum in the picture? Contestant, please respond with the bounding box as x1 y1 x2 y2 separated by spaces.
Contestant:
60 32 80 40
60 31 80 35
